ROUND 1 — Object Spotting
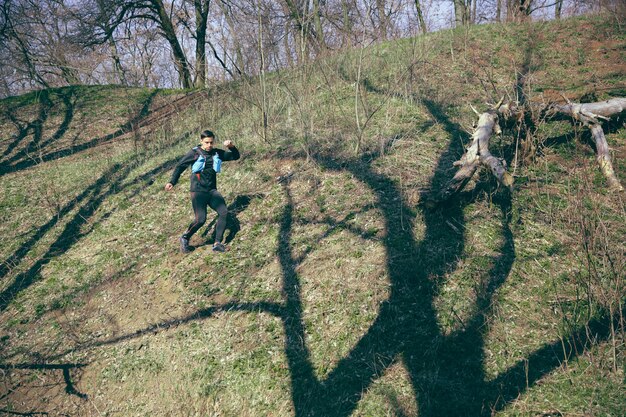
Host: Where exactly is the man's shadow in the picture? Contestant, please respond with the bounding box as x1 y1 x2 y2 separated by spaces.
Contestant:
198 194 263 246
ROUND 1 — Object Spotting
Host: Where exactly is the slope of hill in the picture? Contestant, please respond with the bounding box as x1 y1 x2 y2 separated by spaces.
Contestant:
0 14 624 417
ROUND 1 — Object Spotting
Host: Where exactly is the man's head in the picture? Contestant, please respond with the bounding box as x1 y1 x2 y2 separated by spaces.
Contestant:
200 130 215 151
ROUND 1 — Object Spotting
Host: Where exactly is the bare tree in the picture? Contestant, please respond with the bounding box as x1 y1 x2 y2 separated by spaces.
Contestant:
453 0 472 26
0 0 97 90
122 19 164 87
414 0 428 34
192 0 211 87
0 0 620 98
216 0 245 76
0 0 50 89
555 0 563 18
148 0 193 88
507 0 542 21
74 0 214 88
375 0 391 39
281 0 327 62
67 0 129 85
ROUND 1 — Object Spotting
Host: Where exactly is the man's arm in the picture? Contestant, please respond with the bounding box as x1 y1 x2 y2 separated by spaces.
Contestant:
221 140 240 161
165 149 196 190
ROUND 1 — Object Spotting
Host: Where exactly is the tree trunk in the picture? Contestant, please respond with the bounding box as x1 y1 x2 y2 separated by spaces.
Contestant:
376 0 388 40
547 98 626 191
436 98 626 203
414 0 427 34
217 0 244 76
342 0 353 47
283 19 294 67
496 0 502 22
436 105 513 202
590 124 622 191
519 0 531 20
152 0 192 88
107 37 128 85
472 0 478 24
194 0 211 87
312 0 326 49
555 0 563 19
453 0 470 27
454 0 466 27
282 0 307 62
509 0 532 22
506 0 514 21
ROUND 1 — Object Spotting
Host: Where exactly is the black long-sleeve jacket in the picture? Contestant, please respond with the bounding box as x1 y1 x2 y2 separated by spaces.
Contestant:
169 145 240 192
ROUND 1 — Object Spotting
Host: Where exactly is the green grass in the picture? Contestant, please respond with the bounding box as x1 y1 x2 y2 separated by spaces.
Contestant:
0 12 625 417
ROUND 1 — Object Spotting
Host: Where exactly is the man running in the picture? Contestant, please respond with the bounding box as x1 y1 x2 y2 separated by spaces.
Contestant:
165 130 240 253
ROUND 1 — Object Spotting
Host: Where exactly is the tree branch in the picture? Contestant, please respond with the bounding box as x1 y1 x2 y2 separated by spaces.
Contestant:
435 97 625 202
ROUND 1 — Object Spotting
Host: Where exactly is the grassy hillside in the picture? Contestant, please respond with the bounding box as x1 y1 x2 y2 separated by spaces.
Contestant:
1 14 624 417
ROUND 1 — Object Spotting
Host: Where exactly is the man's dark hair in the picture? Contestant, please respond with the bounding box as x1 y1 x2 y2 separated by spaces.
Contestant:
200 130 215 139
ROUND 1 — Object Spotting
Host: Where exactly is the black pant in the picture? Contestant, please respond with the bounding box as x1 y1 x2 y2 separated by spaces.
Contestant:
183 190 228 243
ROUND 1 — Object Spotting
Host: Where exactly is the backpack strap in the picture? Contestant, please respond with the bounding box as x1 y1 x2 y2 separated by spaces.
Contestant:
191 147 207 174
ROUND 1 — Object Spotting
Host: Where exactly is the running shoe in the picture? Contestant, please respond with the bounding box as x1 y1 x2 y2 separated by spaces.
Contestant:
212 242 227 252
180 236 191 253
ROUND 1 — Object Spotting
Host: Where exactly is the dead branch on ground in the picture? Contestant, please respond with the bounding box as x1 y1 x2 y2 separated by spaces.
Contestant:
436 97 626 202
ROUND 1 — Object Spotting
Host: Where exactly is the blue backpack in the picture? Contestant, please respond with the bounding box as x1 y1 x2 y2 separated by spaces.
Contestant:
191 147 221 173
191 147 206 173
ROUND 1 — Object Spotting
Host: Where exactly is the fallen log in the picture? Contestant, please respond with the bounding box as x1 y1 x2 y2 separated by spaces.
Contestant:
547 97 626 123
436 101 516 202
435 97 625 202
547 97 626 191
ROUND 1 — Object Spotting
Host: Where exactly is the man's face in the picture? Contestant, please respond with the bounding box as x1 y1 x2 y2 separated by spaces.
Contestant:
200 136 214 151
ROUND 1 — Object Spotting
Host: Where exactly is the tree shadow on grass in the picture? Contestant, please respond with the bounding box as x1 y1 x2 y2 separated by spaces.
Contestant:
0 143 187 284
0 162 131 313
0 89 159 177
276 93 613 415
0 115 194 282
278 151 474 416
200 193 264 245
303 56 622 412
137 93 515 416
275 100 612 415
39 156 615 414
1 90 53 161
48 133 615 415
0 362 87 399
0 132 192 313
1 87 77 167
6 100 619 416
